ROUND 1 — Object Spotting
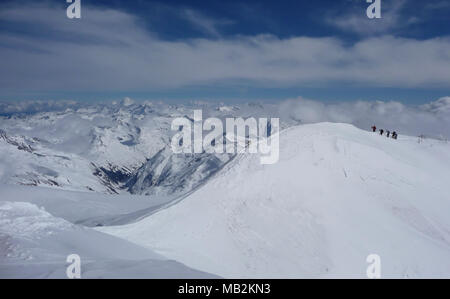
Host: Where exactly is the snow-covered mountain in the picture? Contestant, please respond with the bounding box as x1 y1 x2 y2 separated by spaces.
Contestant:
1 100 450 278
100 123 450 278
0 101 281 198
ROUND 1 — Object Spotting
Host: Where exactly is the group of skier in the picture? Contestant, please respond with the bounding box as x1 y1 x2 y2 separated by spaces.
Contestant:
371 125 397 139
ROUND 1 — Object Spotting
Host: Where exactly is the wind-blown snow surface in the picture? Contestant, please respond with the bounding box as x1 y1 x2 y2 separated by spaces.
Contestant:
0 194 217 278
100 123 450 278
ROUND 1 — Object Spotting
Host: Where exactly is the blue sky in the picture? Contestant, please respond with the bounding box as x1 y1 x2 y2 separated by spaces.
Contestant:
89 0 450 40
1 0 450 103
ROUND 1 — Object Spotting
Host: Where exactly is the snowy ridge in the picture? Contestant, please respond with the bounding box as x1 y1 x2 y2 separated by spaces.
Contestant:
2 101 450 278
100 123 450 278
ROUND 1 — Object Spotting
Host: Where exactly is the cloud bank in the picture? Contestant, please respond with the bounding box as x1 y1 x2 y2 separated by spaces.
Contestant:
1 96 449 139
280 97 450 139
1 3 450 93
0 100 80 115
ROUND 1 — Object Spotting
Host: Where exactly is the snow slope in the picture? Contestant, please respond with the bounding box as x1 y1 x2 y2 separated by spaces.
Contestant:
100 123 450 278
0 184 170 226
0 200 217 278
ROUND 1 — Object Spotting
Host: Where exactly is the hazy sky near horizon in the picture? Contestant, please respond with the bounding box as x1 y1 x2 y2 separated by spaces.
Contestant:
0 0 449 103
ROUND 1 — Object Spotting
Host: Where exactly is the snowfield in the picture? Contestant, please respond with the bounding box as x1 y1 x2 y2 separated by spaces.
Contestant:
0 200 217 278
99 123 450 278
1 100 450 278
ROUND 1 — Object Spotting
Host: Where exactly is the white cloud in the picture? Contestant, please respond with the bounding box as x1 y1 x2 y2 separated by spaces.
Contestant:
0 3 449 92
2 96 449 140
279 97 450 139
420 96 450 114
179 8 233 37
0 100 79 115
326 0 417 35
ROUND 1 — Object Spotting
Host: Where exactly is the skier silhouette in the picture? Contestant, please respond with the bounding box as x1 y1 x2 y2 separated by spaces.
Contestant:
379 129 384 136
386 130 390 138
371 125 377 132
392 131 398 140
